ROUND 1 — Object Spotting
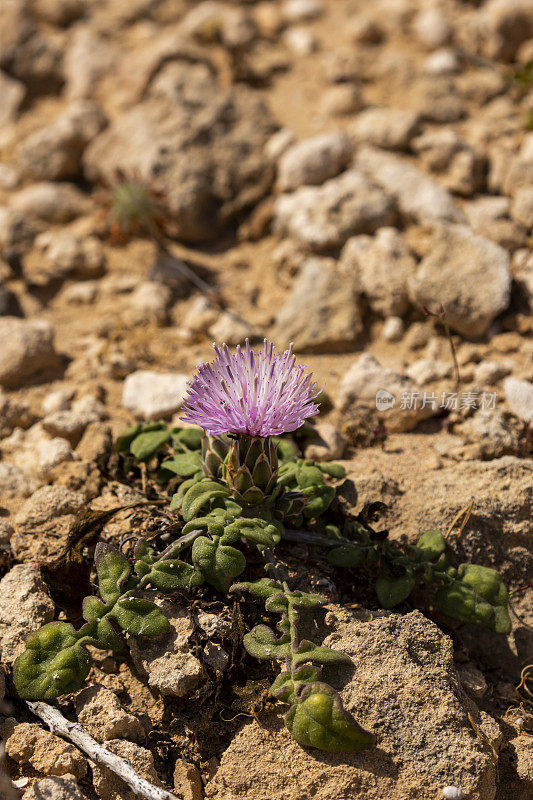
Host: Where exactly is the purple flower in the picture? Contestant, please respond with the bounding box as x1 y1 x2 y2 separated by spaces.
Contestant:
180 340 320 437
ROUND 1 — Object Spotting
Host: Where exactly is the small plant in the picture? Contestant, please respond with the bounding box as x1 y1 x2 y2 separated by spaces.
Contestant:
13 341 511 753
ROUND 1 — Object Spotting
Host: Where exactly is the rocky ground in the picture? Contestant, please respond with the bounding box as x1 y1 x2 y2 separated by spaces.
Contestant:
0 0 533 798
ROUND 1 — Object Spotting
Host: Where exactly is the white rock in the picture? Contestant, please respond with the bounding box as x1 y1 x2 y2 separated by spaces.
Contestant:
321 84 363 117
504 377 533 423
382 316 405 341
283 26 317 55
0 162 20 189
33 231 105 281
282 0 324 23
350 108 421 151
209 312 255 346
0 564 55 666
277 131 352 192
11 182 89 223
474 360 512 386
337 353 435 432
122 370 189 420
510 186 533 228
304 422 346 461
38 438 74 477
0 462 34 499
42 388 73 416
61 280 99 305
413 8 452 49
16 101 106 181
125 281 171 325
272 257 363 352
274 168 396 250
265 128 295 162
424 48 460 75
355 146 464 224
0 318 58 388
408 223 511 338
0 71 25 126
407 358 451 385
341 227 417 317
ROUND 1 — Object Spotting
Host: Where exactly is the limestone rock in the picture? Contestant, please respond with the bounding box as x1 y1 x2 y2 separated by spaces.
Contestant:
272 257 363 352
208 311 256 347
274 169 396 251
75 685 144 743
92 740 163 800
128 600 202 697
355 146 464 224
0 70 25 126
341 228 417 317
11 485 85 562
84 61 275 242
350 108 421 151
22 778 90 800
43 395 107 445
122 370 189 420
0 318 59 388
337 354 435 432
483 0 533 61
4 722 87 779
174 759 204 800
504 377 533 424
206 609 500 800
0 462 36 499
304 422 347 461
124 281 171 326
16 101 106 181
29 231 105 284
276 131 352 191
0 564 55 666
11 182 90 224
408 223 511 338
454 410 520 460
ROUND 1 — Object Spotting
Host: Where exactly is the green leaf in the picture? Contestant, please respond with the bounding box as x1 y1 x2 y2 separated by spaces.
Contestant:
13 622 91 700
181 479 230 522
130 429 171 461
327 542 366 568
111 599 171 636
289 591 327 609
317 462 346 479
94 543 132 604
302 485 336 519
223 518 277 547
159 451 202 479
415 530 445 562
243 625 290 660
133 538 157 578
191 535 246 593
231 578 283 601
293 640 351 668
275 438 299 461
146 560 204 591
171 427 203 450
297 465 325 488
285 682 374 752
376 572 415 608
436 564 511 633
115 424 142 452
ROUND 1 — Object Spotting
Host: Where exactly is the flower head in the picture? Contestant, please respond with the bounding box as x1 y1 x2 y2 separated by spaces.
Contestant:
180 340 320 437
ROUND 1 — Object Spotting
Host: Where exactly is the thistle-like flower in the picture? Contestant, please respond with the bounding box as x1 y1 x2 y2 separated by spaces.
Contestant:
180 339 320 437
181 339 320 506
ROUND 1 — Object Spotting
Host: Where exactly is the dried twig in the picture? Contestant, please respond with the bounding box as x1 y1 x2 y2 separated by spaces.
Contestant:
26 702 180 800
423 304 460 390
445 500 474 541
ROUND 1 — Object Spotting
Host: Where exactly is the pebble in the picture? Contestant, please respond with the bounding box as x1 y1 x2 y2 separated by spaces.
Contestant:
277 131 352 192
504 376 533 423
0 317 58 388
122 370 189 420
383 316 405 342
350 107 421 151
0 563 55 666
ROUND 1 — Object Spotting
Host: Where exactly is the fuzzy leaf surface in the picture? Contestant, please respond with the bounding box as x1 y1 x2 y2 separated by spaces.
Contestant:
13 622 91 700
285 682 374 752
191 535 246 592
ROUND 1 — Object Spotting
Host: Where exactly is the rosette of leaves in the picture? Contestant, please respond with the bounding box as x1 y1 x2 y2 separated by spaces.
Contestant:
326 527 511 634
232 572 374 752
